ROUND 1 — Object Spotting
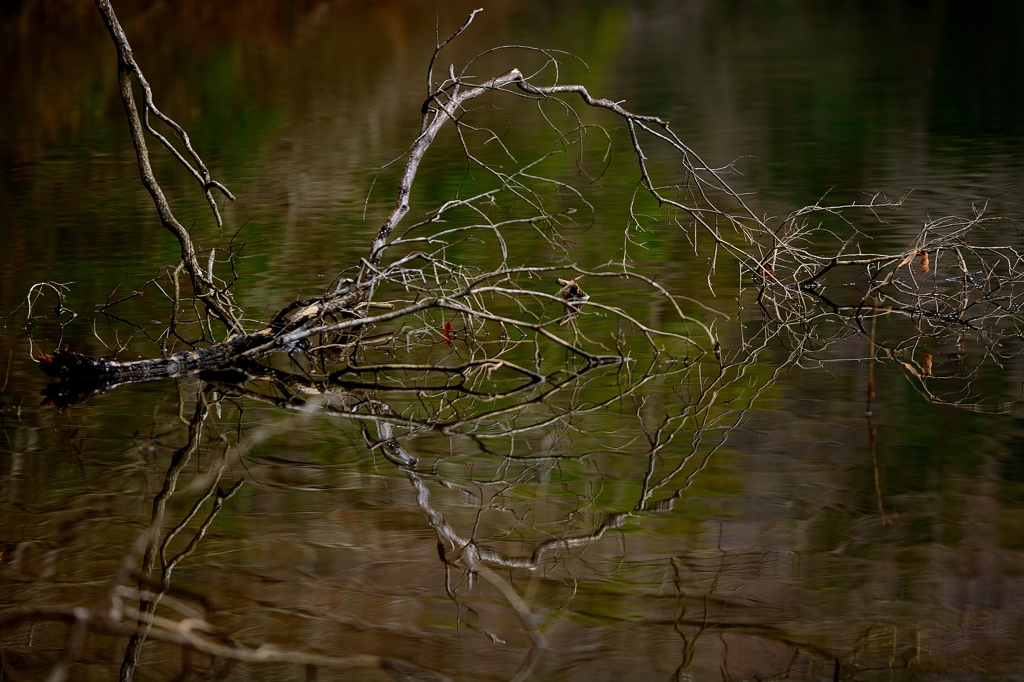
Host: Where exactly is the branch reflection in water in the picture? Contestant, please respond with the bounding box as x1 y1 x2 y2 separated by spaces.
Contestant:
9 308 1020 679
4 1 1024 681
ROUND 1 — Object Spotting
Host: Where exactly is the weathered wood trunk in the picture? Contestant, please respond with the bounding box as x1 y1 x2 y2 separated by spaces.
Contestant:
38 331 272 381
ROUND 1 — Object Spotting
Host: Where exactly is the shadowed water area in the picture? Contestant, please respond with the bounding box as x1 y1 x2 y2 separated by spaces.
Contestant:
3 1 1024 680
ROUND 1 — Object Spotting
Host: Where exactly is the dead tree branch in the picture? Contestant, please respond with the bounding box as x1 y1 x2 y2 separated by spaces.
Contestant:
94 0 241 336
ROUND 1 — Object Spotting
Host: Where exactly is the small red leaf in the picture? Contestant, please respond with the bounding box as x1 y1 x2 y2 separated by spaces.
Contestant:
443 321 455 347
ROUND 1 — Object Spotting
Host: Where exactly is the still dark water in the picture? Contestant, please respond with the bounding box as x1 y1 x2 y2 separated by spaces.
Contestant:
4 2 1024 680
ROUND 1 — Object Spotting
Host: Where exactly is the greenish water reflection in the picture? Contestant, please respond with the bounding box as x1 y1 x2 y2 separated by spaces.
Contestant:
3 1 1024 680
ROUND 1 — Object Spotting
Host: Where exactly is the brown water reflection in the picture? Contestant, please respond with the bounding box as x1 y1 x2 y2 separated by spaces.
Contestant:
4 1 1024 681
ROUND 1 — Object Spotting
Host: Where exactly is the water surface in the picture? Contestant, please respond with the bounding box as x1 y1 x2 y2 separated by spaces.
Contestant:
3 2 1024 680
